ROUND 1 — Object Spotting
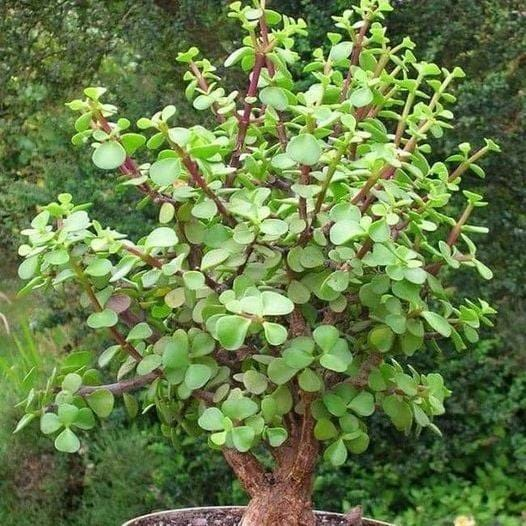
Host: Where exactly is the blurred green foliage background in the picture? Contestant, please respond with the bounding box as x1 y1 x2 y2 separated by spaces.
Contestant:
0 1 524 525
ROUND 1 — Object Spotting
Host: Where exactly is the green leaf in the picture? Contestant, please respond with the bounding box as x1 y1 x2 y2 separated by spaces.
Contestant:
283 347 314 369
137 354 162 375
394 373 418 396
368 325 395 352
162 334 190 369
193 200 218 220
319 347 352 373
349 86 374 108
348 392 375 417
193 95 214 111
243 370 268 395
323 393 347 417
63 211 90 232
347 431 370 454
313 325 339 352
18 256 39 280
165 287 186 309
421 311 452 337
260 87 289 111
267 358 297 385
231 426 255 452
92 141 126 170
85 258 112 277
84 87 107 100
330 220 364 245
315 418 338 440
329 41 353 62
216 315 251 350
123 393 139 419
260 219 288 237
127 322 153 341
288 281 311 304
300 246 324 268
121 133 146 155
224 46 253 68
87 309 118 329
369 219 390 242
74 407 96 430
14 413 36 434
62 373 82 393
41 413 62 435
263 322 288 346
201 248 229 270
326 271 349 293
86 389 115 418
382 395 413 431
145 227 178 249
266 427 288 447
298 368 322 392
159 203 176 224
286 134 322 166
222 398 259 420
54 428 80 454
324 439 348 466
184 364 212 390
198 407 225 431
183 271 205 290
261 291 295 316
150 158 181 186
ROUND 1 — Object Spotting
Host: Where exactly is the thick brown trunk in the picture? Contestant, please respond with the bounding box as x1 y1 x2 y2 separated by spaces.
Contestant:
240 479 316 526
225 399 319 526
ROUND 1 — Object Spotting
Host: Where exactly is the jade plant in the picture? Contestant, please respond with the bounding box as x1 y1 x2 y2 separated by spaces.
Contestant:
15 1 498 524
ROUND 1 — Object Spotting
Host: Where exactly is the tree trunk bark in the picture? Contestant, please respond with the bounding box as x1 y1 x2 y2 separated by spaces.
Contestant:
240 479 316 526
225 399 319 526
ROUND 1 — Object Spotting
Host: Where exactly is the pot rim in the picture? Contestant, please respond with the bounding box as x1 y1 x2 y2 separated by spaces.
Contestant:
122 505 394 526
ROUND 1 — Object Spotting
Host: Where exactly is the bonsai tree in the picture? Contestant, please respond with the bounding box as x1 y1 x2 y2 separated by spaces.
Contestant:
15 1 498 524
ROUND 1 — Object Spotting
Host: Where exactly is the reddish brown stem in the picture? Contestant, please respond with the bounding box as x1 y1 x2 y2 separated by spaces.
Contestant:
340 21 371 103
223 449 269 497
78 372 159 397
172 142 234 226
228 52 266 177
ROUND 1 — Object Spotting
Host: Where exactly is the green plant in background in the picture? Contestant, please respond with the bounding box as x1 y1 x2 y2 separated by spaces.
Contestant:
14 0 500 524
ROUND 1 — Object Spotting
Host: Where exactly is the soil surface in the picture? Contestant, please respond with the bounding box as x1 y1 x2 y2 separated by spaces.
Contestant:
128 507 387 526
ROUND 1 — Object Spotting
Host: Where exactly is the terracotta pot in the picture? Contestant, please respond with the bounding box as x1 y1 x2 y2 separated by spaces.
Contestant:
123 506 394 526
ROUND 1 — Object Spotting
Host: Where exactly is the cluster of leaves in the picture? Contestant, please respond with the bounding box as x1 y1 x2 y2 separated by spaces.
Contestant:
16 0 497 470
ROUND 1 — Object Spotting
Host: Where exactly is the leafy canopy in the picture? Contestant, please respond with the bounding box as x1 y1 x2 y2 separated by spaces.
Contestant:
16 0 497 468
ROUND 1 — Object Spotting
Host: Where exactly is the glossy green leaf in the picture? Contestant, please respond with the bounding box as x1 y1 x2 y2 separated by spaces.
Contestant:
41 413 62 435
86 389 115 418
150 158 181 186
145 227 178 249
184 364 212 390
324 439 348 466
198 407 225 431
263 322 288 346
87 309 118 329
54 428 80 453
137 354 162 375
286 134 322 166
92 141 126 170
261 291 295 316
421 311 452 337
231 426 255 452
216 315 251 350
260 86 289 111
